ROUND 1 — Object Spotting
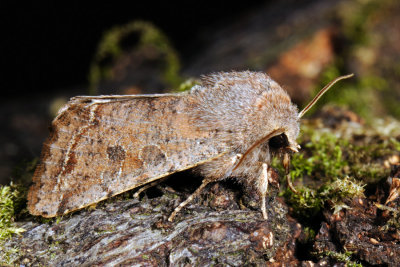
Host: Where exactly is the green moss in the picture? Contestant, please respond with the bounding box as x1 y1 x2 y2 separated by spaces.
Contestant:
0 183 26 266
0 245 21 266
0 183 26 241
287 121 399 185
283 187 323 219
0 158 42 265
283 176 364 221
319 176 365 214
317 250 363 267
286 127 348 183
89 20 183 95
278 117 399 220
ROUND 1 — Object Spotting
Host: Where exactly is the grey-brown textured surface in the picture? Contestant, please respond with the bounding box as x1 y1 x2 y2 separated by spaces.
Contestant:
8 189 299 266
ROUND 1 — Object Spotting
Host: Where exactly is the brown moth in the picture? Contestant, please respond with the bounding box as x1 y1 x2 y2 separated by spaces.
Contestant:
28 71 353 221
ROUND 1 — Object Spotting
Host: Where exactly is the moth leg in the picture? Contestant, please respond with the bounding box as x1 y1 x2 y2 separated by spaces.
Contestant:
133 180 164 199
168 153 243 222
259 163 270 220
283 153 297 193
168 179 210 222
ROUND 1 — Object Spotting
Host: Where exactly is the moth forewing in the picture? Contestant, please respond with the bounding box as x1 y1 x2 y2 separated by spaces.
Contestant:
27 93 227 217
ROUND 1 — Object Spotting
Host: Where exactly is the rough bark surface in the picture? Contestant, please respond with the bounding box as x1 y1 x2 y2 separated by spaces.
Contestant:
314 166 400 267
5 185 300 266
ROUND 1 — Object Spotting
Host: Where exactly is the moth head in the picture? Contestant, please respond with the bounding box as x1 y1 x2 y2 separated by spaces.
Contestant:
268 72 354 153
235 74 354 188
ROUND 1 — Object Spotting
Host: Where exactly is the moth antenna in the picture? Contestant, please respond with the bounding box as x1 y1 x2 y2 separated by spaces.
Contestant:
298 74 354 118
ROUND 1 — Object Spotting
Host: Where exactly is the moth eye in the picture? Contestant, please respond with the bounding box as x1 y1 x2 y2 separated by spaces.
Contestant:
269 133 289 150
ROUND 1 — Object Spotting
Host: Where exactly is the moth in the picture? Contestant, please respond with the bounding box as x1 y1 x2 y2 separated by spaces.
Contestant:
27 71 352 221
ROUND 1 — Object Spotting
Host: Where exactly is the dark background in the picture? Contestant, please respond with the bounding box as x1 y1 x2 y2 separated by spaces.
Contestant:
1 2 266 97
